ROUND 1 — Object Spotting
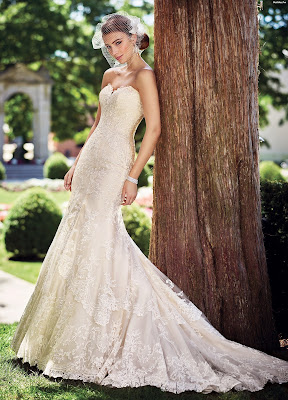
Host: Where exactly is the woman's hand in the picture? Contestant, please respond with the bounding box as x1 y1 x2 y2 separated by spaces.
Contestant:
121 180 138 206
64 164 76 191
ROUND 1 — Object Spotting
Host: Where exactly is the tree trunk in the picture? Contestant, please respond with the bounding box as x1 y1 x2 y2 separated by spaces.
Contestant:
150 0 279 352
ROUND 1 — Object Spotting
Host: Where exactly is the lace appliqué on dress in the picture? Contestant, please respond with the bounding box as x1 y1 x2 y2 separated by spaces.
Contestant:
10 83 288 395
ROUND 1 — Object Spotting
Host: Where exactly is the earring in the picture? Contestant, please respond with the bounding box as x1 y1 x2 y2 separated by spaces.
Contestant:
133 43 140 55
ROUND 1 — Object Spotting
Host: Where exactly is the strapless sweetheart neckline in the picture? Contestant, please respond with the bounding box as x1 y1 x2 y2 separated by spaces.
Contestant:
101 82 140 96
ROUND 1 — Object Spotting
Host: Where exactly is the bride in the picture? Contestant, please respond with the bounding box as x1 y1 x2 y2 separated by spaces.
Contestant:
11 11 288 395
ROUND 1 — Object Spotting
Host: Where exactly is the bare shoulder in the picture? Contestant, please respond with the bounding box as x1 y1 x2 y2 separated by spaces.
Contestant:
136 67 155 83
102 67 116 82
102 66 128 86
135 67 157 93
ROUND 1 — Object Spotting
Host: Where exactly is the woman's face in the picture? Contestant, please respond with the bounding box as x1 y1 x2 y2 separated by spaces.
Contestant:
103 31 135 63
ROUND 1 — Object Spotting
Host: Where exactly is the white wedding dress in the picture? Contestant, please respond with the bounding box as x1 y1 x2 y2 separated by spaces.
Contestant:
11 82 288 394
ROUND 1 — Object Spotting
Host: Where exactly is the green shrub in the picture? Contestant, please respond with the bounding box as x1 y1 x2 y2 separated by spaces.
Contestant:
260 180 288 337
0 160 6 180
259 160 286 182
122 202 151 256
74 127 90 146
2 187 62 258
43 152 70 179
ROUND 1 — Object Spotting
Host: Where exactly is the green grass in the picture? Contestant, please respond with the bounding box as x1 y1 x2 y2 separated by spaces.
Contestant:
0 187 71 208
1 324 288 400
0 235 41 283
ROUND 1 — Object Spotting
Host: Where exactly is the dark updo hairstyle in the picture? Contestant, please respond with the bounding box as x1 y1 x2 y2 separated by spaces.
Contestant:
101 14 149 51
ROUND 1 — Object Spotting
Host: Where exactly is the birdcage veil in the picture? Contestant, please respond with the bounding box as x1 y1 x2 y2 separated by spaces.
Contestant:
92 11 149 68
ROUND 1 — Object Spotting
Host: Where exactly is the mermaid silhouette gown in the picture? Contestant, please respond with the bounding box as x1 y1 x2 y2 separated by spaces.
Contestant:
11 82 288 394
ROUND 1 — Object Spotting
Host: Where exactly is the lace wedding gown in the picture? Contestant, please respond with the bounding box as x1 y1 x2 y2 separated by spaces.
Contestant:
11 82 288 394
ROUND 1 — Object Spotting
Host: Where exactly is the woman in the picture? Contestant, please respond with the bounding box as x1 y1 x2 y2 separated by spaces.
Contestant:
11 11 288 395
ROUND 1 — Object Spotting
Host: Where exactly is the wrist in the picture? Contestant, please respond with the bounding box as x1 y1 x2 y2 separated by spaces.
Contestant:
126 175 138 184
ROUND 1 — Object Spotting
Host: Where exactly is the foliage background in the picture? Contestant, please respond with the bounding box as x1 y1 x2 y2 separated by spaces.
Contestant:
0 1 287 148
0 0 154 148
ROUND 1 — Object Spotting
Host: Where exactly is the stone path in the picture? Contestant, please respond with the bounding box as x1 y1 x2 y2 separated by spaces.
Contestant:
0 270 35 324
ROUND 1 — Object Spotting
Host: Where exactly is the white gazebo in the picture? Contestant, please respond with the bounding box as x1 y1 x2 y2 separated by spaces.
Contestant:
0 63 53 162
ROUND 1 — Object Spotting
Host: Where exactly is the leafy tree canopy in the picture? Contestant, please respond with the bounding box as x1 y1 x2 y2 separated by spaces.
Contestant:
0 0 153 142
0 1 285 143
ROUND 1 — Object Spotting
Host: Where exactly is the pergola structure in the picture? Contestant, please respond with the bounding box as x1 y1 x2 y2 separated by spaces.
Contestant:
0 63 53 162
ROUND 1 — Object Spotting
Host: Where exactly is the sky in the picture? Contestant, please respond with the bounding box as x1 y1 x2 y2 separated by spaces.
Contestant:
53 0 154 25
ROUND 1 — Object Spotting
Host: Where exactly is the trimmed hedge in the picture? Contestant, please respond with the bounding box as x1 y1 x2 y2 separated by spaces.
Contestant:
2 187 62 257
259 160 286 182
43 152 70 179
121 202 151 257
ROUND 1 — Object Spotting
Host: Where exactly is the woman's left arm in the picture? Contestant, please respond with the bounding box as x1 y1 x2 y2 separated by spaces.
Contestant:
121 69 161 206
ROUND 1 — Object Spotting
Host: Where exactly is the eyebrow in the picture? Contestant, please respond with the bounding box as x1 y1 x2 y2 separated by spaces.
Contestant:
105 38 122 46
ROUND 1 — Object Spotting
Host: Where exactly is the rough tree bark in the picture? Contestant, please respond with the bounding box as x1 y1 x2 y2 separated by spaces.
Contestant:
149 0 279 352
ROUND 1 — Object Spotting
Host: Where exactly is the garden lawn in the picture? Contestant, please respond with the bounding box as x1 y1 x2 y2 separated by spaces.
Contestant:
0 187 71 208
0 236 41 283
1 324 288 400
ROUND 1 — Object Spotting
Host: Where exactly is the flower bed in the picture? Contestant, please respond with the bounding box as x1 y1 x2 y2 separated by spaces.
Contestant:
135 186 153 218
0 178 66 192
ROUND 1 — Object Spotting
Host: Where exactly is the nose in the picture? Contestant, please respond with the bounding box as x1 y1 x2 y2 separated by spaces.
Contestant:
110 47 117 56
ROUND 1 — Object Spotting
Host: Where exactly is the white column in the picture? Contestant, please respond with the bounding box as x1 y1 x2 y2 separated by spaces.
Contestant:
33 84 50 161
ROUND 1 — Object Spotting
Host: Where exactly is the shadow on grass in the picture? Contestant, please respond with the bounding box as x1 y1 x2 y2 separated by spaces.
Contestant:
8 356 288 400
10 356 213 400
3 322 288 400
8 254 45 262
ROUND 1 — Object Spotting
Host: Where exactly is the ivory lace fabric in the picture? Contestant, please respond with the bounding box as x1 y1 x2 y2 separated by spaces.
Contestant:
11 83 288 394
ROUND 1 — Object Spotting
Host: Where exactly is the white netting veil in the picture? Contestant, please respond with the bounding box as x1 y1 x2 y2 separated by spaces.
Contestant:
92 11 149 68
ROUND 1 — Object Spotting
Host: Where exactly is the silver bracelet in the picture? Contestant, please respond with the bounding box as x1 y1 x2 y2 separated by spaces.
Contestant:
126 175 138 184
